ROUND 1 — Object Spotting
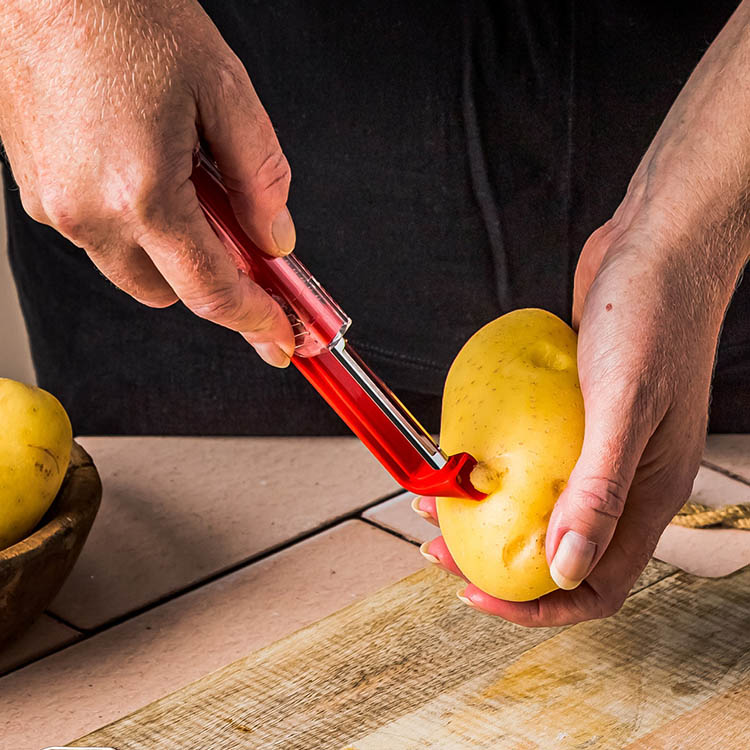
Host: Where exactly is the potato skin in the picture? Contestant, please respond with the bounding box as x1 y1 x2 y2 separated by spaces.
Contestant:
0 379 73 550
437 309 584 601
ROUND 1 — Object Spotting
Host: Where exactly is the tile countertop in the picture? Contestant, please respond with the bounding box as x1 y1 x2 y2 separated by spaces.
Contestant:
0 436 433 749
0 434 749 750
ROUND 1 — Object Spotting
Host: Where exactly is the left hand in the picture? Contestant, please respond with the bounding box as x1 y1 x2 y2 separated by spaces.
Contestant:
417 2 750 626
416 207 743 626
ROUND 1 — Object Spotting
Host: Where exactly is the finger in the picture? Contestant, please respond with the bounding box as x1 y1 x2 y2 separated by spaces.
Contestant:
419 536 467 579
458 581 604 627
410 496 439 526
25 184 180 308
138 177 295 364
461 437 688 627
544 389 652 593
197 60 295 257
85 241 179 308
578 452 689 615
572 226 609 329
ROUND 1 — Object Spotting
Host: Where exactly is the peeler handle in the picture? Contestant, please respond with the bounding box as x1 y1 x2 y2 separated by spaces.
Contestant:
191 145 484 500
191 147 350 357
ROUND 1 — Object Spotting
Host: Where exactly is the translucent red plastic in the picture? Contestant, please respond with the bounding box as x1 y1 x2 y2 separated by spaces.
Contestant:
191 148 484 500
294 349 483 498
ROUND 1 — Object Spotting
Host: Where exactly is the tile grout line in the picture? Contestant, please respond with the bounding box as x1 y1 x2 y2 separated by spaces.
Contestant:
358 516 422 547
2 487 408 678
3 541 683 681
357 520 682 601
7 484 678 678
43 609 83 633
701 459 750 487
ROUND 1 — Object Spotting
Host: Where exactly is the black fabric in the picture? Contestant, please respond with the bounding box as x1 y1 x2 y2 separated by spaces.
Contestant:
3 0 748 434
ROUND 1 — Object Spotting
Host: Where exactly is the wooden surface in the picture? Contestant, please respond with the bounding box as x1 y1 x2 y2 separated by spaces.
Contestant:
0 438 419 750
1 434 745 749
0 442 101 646
74 558 750 749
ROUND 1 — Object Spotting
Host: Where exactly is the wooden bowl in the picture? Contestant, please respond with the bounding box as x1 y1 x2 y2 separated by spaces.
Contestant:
0 441 102 646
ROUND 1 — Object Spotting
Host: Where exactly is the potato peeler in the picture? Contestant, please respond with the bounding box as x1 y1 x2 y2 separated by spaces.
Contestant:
191 146 484 500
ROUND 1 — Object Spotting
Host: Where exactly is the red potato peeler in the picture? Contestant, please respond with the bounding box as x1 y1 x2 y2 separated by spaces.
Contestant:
191 146 485 500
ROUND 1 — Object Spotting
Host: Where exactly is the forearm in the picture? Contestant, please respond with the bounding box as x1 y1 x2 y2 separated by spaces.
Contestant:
615 0 750 287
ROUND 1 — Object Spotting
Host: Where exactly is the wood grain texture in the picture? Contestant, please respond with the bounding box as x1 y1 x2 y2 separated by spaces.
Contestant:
0 442 101 647
75 560 694 749
350 571 750 749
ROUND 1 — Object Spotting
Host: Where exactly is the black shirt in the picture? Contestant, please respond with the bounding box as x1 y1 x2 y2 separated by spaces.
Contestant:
3 0 747 434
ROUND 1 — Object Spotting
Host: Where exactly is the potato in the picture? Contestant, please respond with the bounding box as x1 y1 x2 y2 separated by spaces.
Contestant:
437 309 584 601
0 378 73 550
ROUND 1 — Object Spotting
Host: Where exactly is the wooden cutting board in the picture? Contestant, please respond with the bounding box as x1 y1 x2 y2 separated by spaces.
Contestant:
75 561 750 749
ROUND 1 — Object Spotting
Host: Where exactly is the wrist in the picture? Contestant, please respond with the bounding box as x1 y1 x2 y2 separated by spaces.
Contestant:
605 1 750 297
609 170 750 309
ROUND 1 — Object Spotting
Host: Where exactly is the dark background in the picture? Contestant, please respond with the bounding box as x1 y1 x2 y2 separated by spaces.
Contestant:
3 0 747 434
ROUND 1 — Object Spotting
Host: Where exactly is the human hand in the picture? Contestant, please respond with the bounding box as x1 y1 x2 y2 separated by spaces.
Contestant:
415 204 746 626
0 0 295 367
415 2 750 626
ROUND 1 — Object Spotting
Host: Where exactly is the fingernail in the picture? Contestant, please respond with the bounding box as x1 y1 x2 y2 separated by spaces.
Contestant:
279 340 296 359
550 531 597 590
457 590 474 608
271 207 296 254
253 342 290 368
419 541 439 565
411 496 432 520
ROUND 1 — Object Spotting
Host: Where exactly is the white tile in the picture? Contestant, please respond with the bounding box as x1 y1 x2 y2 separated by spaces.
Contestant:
50 436 398 629
655 465 750 577
362 492 437 544
0 615 80 676
704 434 750 483
1 520 424 750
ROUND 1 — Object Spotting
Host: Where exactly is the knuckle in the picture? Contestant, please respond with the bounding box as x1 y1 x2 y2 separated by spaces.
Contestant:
101 162 186 229
19 190 47 224
573 477 628 520
250 294 281 333
39 186 88 239
189 286 247 327
579 489 626 520
102 178 146 223
252 148 291 202
199 59 249 132
129 188 166 228
584 220 616 252
120 173 170 228
215 59 251 102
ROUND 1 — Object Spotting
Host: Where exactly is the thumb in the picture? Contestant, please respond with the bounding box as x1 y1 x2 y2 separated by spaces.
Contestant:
545 397 650 591
198 62 295 257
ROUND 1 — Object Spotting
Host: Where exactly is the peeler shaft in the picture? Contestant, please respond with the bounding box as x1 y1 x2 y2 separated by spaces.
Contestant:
191 146 484 500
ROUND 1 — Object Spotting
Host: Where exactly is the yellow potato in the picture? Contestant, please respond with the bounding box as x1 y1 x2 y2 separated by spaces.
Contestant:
437 309 584 601
0 378 73 550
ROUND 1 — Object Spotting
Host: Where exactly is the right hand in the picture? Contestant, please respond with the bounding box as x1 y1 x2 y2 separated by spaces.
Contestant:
0 0 296 367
